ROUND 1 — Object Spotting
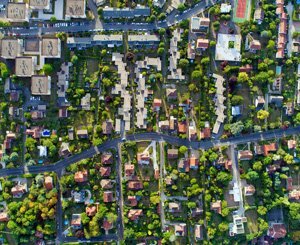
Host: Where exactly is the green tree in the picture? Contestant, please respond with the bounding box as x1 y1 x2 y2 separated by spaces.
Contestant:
253 161 262 171
191 70 202 82
179 146 188 154
71 55 78 64
247 170 259 181
158 28 166 35
231 95 244 105
230 121 244 135
42 64 53 75
216 171 232 186
218 222 229 232
50 16 57 23
257 206 267 216
157 48 164 55
177 3 186 12
257 110 269 120
10 152 18 162
178 59 189 69
237 72 249 83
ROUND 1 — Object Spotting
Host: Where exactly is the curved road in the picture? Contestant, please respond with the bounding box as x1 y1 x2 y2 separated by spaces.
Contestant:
1 126 300 177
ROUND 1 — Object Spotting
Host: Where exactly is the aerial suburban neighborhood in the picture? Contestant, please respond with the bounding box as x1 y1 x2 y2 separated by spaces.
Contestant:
0 0 299 244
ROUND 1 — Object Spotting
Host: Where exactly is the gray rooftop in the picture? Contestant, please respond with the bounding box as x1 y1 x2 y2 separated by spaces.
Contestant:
103 6 150 18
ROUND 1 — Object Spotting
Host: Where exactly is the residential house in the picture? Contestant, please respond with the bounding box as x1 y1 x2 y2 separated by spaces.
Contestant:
58 108 68 118
178 121 187 134
189 156 199 169
103 191 113 203
232 106 241 117
38 145 47 157
196 38 209 51
169 116 177 131
165 176 173 186
31 75 51 95
81 93 91 110
239 64 253 73
169 202 181 213
190 17 210 33
166 88 177 100
174 223 186 236
188 125 197 140
178 158 189 173
167 149 178 159
238 150 253 161
210 200 222 214
65 0 86 19
102 219 113 233
101 152 113 164
254 8 264 24
289 189 300 201
11 183 27 198
71 214 82 229
86 206 97 216
125 164 135 178
128 196 138 207
245 34 261 52
285 102 294 116
74 170 88 183
26 127 42 139
103 6 150 19
286 177 293 191
244 184 255 196
137 151 150 165
6 3 29 22
128 181 143 190
263 143 278 156
44 176 53 190
255 95 265 109
76 129 88 139
128 209 143 221
195 224 203 241
0 212 9 222
153 98 162 111
267 223 287 239
229 215 247 236
100 167 111 177
200 122 211 139
100 179 113 189
102 120 113 135
159 120 170 131
287 140 296 150
220 3 231 13
59 142 71 157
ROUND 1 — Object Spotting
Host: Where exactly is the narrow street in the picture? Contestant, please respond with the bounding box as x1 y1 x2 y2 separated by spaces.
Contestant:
116 144 124 241
229 145 245 216
159 141 167 230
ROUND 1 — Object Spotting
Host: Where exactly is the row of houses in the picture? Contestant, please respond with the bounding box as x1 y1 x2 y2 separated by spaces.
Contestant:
5 0 86 22
275 0 288 59
111 53 131 133
135 57 161 129
168 29 185 81
212 74 226 135
67 34 160 49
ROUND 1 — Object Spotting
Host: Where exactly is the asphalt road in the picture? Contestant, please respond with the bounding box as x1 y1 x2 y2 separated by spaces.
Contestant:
1 125 300 178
